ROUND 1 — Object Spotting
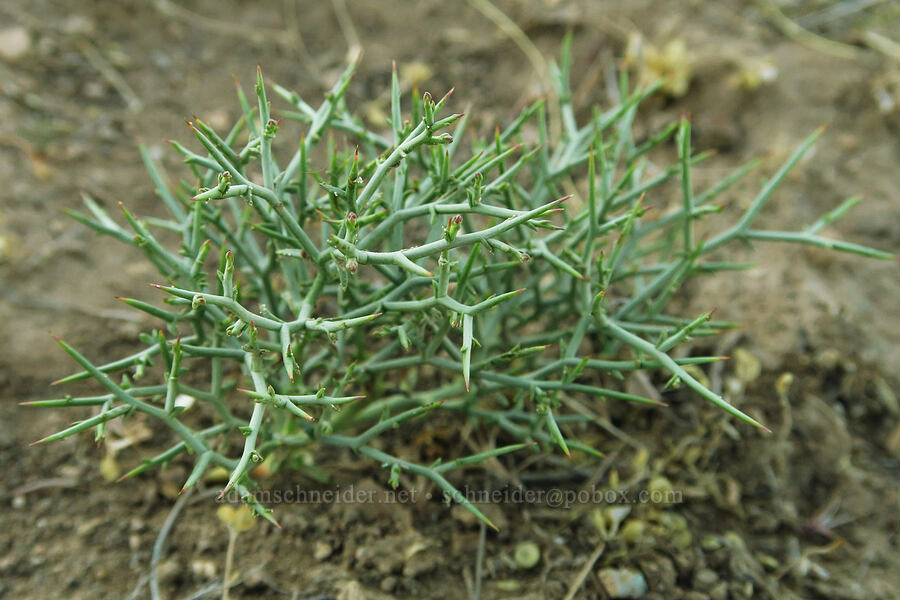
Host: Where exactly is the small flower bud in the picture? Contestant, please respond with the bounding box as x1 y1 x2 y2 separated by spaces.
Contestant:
423 91 435 126
434 133 453 144
443 214 462 242
467 172 484 207
389 463 402 489
264 117 279 138
217 171 232 193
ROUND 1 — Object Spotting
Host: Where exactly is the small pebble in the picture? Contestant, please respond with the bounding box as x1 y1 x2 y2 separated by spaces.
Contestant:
380 576 398 592
597 567 648 599
514 541 541 569
814 348 841 370
336 581 366 600
694 567 719 590
314 541 332 561
0 27 30 61
729 581 754 599
191 559 216 579
156 558 179 585
495 579 522 592
621 520 646 544
62 15 94 35
647 476 673 497
638 556 676 590
700 535 722 551
710 581 729 600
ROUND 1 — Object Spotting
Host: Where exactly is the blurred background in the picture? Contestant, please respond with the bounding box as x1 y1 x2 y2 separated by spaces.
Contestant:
0 1 897 598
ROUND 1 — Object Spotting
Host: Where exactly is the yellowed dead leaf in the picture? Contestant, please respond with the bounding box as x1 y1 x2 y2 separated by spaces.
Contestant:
400 61 433 87
733 348 762 383
100 452 120 482
627 34 692 98
217 504 255 532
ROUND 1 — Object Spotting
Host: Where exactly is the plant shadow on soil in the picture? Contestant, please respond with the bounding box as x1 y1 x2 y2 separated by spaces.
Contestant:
0 1 898 598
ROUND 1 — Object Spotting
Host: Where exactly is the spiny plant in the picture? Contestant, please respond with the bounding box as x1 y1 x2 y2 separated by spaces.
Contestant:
29 38 890 529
